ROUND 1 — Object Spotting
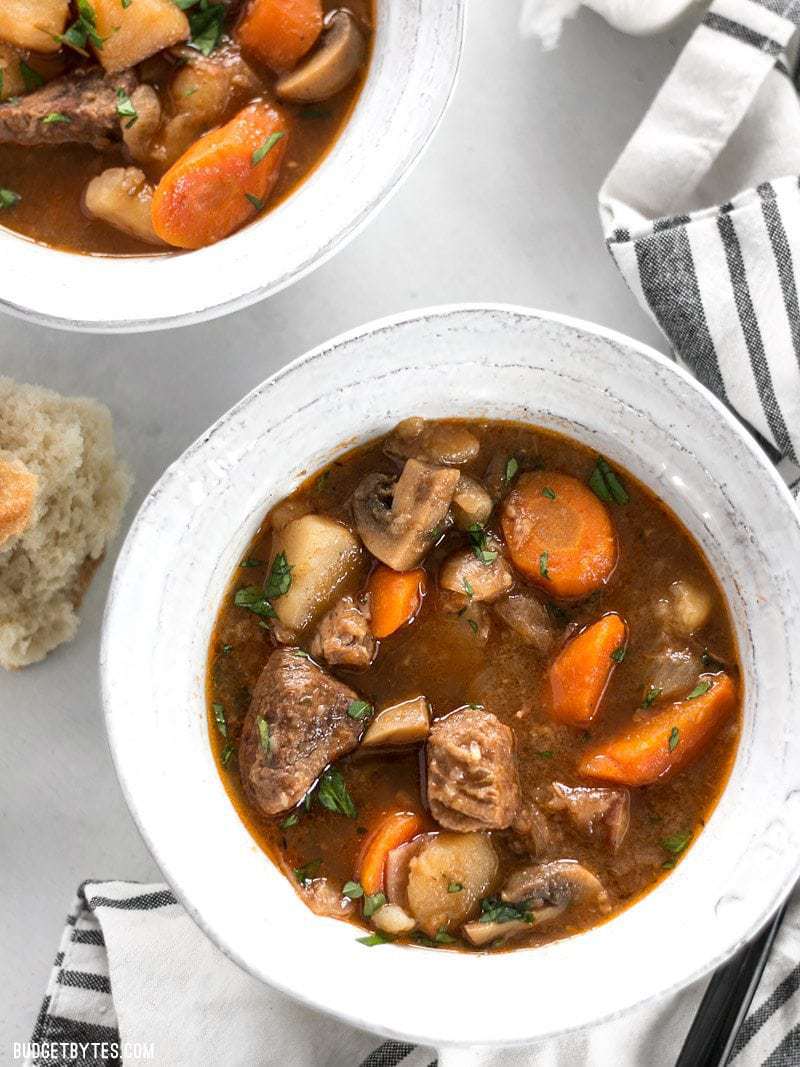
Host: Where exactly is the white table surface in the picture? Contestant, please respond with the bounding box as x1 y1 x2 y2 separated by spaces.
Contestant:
0 4 692 1055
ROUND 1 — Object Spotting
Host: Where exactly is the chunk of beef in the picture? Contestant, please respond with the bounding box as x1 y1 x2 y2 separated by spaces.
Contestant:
493 593 555 652
0 69 137 149
300 877 355 919
310 595 376 669
427 707 520 831
439 541 514 603
239 648 363 816
547 782 630 851
506 799 554 857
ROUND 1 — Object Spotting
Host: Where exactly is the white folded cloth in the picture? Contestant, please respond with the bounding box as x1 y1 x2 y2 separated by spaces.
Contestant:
25 881 800 1066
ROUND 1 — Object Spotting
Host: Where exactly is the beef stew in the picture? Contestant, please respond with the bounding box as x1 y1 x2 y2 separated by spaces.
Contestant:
207 418 741 951
0 0 372 254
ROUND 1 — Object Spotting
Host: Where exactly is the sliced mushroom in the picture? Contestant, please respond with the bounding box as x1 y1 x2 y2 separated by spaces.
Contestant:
362 696 430 747
353 459 459 571
384 418 481 467
452 474 493 529
462 917 534 947
439 542 513 603
83 167 166 246
501 860 610 917
275 9 366 103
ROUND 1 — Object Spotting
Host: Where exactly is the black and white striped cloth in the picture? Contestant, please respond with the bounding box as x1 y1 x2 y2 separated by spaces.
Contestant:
26 880 800 1065
600 0 800 495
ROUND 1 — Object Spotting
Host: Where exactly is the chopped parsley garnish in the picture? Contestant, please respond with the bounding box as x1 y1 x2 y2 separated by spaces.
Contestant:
363 892 386 918
347 699 372 721
661 830 691 869
56 1 104 54
42 112 71 125
687 680 712 700
542 486 557 500
293 650 311 659
467 523 497 564
463 577 474 599
279 812 299 830
668 726 680 752
184 0 226 56
264 551 292 599
245 192 266 212
448 882 463 893
611 645 626 663
115 88 138 128
122 0 133 8
221 644 233 655
257 716 271 754
478 897 533 925
342 880 364 900
317 766 357 819
20 61 44 91
212 702 227 738
642 686 662 709
252 131 286 166
535 749 554 759
589 457 630 505
0 189 21 210
234 586 276 617
357 931 392 946
240 557 265 568
221 741 235 766
293 860 321 885
434 927 457 944
539 551 550 579
467 617 479 635
505 457 519 483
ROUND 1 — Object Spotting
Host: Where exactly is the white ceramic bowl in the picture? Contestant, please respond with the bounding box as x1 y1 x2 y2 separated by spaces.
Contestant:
0 3 464 333
102 304 800 1047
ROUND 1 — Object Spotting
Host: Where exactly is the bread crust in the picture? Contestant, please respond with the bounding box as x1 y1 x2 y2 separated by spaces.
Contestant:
0 456 38 549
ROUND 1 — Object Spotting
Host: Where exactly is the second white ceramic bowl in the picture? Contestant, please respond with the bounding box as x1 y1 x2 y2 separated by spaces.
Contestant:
0 2 464 332
102 304 800 1047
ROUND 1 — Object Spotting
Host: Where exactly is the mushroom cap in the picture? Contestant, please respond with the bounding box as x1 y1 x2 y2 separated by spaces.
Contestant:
501 860 609 911
275 9 366 104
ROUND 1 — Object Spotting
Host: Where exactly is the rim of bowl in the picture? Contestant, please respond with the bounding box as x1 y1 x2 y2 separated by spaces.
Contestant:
101 302 800 1047
0 3 465 334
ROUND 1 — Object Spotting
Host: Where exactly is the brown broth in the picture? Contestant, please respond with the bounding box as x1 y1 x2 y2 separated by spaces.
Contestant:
0 0 373 255
207 419 742 951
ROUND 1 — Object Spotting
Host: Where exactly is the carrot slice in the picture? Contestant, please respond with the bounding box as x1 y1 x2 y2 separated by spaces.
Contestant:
549 613 627 725
358 812 425 895
151 101 290 249
236 0 323 72
367 565 426 639
500 471 617 599
578 673 736 786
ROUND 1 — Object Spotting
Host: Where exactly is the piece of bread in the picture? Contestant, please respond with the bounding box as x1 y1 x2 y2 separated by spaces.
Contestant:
0 378 133 670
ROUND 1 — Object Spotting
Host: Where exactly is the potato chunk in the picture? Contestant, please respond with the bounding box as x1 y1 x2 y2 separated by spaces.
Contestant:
406 832 498 936
92 0 189 74
657 579 712 636
0 0 69 53
83 168 165 246
270 514 362 631
362 696 430 748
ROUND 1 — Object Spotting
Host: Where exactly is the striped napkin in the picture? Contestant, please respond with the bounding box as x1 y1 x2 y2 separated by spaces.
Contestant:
26 1 800 1064
600 0 800 494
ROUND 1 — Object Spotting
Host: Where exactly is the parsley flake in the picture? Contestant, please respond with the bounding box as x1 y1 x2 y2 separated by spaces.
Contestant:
589 457 629 505
347 699 372 721
668 726 680 751
212 702 227 738
467 523 497 564
687 680 712 700
317 766 357 819
539 551 550 579
343 880 364 900
252 131 285 166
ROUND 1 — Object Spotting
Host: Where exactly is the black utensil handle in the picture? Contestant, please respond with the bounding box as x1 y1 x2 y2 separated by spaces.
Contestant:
675 902 788 1067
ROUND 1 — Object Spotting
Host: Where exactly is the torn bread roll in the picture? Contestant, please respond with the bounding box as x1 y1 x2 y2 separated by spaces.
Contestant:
0 378 132 670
